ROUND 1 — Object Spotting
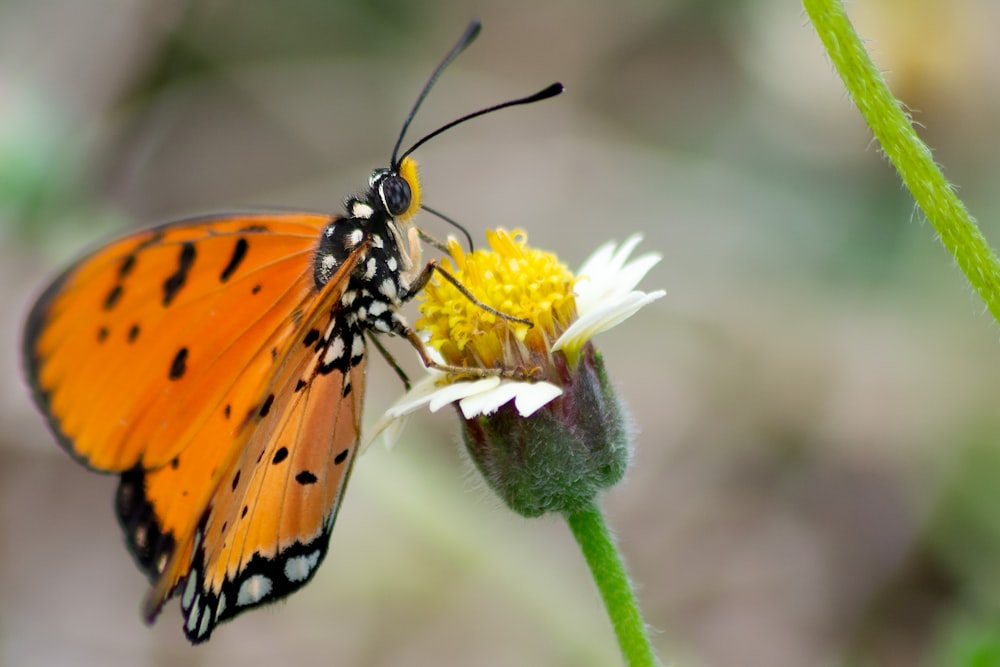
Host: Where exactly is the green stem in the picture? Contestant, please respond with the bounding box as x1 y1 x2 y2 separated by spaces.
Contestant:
565 503 661 667
803 0 1000 324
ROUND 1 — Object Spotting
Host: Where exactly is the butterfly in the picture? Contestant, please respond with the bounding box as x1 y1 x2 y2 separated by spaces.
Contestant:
21 20 561 644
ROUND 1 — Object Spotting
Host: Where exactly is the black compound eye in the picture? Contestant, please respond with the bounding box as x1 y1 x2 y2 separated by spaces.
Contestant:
379 175 412 217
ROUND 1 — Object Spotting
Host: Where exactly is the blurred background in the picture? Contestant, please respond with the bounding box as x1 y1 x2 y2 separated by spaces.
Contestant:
4 0 1000 665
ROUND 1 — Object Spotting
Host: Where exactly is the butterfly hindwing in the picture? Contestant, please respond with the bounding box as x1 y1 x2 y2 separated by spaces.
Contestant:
169 325 367 642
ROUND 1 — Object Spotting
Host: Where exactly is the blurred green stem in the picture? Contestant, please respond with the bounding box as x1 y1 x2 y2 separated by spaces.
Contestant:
565 503 661 667
803 0 1000 324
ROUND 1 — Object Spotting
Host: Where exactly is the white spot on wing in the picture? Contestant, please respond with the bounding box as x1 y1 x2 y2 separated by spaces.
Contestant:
364 258 377 280
348 229 364 247
386 256 398 272
197 605 212 637
371 234 384 248
186 596 201 632
217 592 227 618
368 301 388 316
323 336 345 365
237 574 273 607
284 550 321 582
182 572 198 610
351 336 364 359
379 278 396 299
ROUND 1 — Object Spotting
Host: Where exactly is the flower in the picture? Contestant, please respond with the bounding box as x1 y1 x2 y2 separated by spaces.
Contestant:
370 229 664 516
381 229 664 423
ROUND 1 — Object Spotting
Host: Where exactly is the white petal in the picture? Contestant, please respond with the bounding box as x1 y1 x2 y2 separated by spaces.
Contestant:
456 380 562 419
576 239 619 279
553 289 665 352
607 234 645 275
380 413 408 449
574 253 661 315
610 253 662 297
364 371 450 449
513 382 563 416
458 382 524 419
367 376 508 447
574 233 661 317
428 377 501 412
384 372 447 417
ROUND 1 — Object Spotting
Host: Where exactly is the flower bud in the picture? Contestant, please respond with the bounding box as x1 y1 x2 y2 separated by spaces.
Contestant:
460 345 630 517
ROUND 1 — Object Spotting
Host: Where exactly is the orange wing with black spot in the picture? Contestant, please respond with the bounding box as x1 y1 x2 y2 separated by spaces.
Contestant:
23 212 371 642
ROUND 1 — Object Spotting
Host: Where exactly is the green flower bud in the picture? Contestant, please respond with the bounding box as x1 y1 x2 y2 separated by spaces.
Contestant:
460 346 630 517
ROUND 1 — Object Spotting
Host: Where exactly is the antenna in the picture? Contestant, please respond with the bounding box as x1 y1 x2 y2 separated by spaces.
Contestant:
390 21 483 166
395 83 563 167
388 21 563 169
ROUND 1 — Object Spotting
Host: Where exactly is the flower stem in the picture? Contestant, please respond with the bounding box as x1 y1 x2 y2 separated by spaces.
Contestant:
803 0 1000 324
565 503 661 666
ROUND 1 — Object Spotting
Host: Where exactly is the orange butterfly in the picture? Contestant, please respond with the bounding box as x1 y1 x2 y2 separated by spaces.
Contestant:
22 21 561 644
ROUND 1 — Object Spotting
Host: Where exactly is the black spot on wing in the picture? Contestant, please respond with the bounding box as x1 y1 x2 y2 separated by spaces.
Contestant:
259 394 274 417
118 253 137 279
97 326 109 342
220 237 249 283
162 242 197 307
272 447 288 464
303 329 320 347
169 347 188 380
104 284 123 310
251 284 262 295
231 470 240 491
295 470 318 485
334 449 349 465
128 323 141 342
239 224 269 233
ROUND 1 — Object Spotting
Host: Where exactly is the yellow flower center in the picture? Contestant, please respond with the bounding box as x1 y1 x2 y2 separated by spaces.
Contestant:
416 229 578 371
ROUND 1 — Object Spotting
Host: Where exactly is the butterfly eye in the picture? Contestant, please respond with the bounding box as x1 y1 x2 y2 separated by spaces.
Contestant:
379 175 412 217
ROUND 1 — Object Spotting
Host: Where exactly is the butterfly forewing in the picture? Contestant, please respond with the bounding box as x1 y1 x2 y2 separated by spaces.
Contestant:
25 214 332 472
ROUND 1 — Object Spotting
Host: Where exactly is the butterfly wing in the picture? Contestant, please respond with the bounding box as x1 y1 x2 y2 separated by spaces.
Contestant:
24 212 371 641
24 213 333 471
139 279 368 641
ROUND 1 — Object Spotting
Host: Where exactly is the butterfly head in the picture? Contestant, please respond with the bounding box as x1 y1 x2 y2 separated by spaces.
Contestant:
368 156 421 223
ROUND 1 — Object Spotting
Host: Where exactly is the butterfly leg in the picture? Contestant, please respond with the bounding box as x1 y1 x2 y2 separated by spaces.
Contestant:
366 332 412 390
401 327 538 382
401 259 534 327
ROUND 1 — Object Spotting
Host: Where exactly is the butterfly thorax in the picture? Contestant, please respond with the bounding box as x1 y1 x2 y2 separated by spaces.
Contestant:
313 197 412 337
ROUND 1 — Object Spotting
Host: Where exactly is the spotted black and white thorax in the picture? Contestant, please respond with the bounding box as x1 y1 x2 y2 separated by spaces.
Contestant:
313 169 418 345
